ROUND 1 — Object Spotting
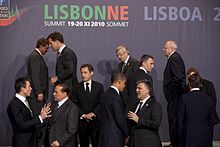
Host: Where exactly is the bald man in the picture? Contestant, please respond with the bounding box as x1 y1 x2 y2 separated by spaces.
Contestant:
163 41 186 147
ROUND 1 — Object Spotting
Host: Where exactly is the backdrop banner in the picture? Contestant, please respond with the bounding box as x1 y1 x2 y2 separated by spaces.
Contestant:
0 0 220 145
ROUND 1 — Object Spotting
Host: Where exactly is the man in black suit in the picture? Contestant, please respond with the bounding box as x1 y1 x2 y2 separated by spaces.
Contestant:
163 40 186 147
48 84 78 147
115 45 139 105
47 32 78 100
128 80 162 147
127 54 154 110
7 77 51 147
73 64 104 147
115 45 139 77
26 38 49 115
178 74 217 147
26 38 49 146
186 67 220 139
99 72 128 147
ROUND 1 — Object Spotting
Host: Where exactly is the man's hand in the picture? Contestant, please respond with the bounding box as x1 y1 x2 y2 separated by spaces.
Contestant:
50 76 58 85
86 112 96 120
37 93 43 101
127 111 139 123
51 140 60 147
40 103 52 120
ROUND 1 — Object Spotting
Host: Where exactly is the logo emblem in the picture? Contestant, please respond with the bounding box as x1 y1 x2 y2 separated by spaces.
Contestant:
0 0 9 20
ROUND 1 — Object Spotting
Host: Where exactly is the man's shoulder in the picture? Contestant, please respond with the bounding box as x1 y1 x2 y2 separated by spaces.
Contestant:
129 56 139 63
92 80 103 87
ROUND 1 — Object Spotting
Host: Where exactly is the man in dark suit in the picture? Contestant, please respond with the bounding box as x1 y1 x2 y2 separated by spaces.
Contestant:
99 72 128 147
73 64 104 147
163 41 186 147
128 80 162 147
127 54 154 110
26 38 49 146
115 45 139 78
115 45 139 105
48 84 78 147
186 67 220 139
47 32 78 100
26 38 49 115
7 77 51 147
178 74 217 147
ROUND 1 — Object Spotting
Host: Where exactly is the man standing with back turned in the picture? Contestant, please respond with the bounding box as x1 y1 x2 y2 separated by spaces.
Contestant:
163 40 186 147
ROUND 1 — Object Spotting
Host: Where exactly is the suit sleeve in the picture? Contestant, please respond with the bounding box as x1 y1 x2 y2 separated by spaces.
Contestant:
170 56 186 89
29 55 42 94
7 102 41 131
112 96 128 137
137 102 162 130
93 85 104 115
57 52 77 82
58 104 79 146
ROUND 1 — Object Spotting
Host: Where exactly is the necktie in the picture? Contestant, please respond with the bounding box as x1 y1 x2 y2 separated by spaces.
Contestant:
121 62 126 72
136 102 143 114
57 51 60 58
85 82 90 93
24 99 33 116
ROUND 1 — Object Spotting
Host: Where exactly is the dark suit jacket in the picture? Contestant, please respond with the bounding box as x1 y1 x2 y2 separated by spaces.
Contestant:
49 99 78 147
178 90 216 147
7 96 41 147
127 69 153 107
99 88 128 147
129 97 162 147
163 51 186 102
56 47 78 91
73 80 104 126
26 50 48 114
118 56 139 78
186 78 219 124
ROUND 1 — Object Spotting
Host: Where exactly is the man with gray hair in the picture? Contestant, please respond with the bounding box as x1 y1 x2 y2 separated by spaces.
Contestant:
163 40 186 147
115 45 139 105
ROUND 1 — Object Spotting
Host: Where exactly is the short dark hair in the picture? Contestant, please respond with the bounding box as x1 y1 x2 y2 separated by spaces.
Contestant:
187 67 199 77
80 64 94 72
36 38 49 48
111 72 126 84
15 77 30 93
139 54 154 67
136 79 151 91
57 84 70 96
188 74 202 88
47 32 64 43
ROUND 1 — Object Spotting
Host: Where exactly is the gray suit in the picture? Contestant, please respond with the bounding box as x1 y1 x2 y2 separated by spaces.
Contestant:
49 99 78 147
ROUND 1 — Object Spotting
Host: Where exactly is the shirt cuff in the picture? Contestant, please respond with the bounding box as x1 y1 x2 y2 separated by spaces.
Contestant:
80 114 85 120
38 115 43 123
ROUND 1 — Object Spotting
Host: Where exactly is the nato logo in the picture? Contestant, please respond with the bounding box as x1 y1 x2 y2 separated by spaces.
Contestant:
0 0 9 19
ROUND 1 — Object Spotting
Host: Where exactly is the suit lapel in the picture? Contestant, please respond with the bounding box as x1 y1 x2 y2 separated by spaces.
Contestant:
122 57 131 73
138 97 154 116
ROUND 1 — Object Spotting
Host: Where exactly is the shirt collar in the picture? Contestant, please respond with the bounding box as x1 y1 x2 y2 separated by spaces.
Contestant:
139 67 148 74
58 44 66 53
15 93 26 103
84 80 92 90
140 95 150 104
110 86 120 95
168 50 176 59
57 97 68 108
190 88 200 92
35 48 42 56
124 55 130 64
